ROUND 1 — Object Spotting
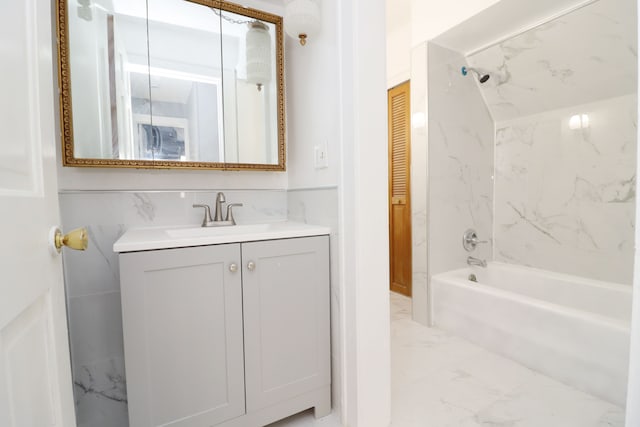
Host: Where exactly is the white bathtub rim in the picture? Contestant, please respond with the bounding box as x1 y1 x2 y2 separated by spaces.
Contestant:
432 274 631 332
477 261 632 292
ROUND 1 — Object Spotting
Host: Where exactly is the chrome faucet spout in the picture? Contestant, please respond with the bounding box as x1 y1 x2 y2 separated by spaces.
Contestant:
214 192 226 222
467 256 487 268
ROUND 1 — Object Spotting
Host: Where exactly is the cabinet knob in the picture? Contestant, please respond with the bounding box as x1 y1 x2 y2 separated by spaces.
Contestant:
229 263 238 273
247 261 256 271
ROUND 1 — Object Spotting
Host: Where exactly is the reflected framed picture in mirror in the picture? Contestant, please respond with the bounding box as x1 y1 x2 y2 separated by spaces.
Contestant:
56 0 285 170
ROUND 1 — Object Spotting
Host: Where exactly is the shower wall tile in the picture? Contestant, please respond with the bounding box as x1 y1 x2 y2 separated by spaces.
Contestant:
466 0 636 123
494 95 637 284
58 189 287 427
455 0 638 285
410 43 429 325
287 187 341 412
427 43 495 276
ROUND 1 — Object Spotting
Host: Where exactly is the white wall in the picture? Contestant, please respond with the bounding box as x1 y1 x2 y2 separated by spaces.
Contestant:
339 0 391 424
285 0 341 189
385 0 411 88
386 23 411 88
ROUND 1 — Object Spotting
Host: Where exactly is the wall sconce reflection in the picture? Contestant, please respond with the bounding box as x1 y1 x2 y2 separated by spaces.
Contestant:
569 114 590 130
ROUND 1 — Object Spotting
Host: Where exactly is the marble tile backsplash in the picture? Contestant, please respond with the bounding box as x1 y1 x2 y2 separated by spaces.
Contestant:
59 189 287 427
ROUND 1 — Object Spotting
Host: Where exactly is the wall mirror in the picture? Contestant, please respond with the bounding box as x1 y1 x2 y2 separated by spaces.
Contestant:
56 0 285 170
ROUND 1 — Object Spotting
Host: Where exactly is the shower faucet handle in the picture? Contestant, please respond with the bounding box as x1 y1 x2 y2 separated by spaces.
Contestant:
463 229 487 252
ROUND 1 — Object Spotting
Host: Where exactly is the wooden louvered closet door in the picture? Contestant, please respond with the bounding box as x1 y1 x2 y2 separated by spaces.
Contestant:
388 81 412 297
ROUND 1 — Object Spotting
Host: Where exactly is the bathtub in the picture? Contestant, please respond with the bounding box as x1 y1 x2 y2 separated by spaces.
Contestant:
432 262 632 406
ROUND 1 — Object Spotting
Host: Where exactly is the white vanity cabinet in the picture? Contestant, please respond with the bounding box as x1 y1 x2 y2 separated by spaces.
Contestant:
117 232 330 427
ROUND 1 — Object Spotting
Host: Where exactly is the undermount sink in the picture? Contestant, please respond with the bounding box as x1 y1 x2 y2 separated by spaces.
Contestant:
165 223 272 239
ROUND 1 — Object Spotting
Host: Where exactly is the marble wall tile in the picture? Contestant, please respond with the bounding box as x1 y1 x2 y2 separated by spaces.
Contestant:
447 0 638 285
73 357 129 427
427 43 495 276
410 43 429 325
67 292 125 368
466 0 636 123
494 95 637 284
59 189 287 426
287 187 341 413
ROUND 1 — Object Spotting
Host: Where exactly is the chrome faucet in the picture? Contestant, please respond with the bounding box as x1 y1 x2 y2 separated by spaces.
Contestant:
193 192 243 227
467 256 487 268
214 192 226 221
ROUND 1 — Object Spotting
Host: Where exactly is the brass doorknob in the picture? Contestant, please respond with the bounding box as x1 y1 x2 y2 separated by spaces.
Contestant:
50 227 89 253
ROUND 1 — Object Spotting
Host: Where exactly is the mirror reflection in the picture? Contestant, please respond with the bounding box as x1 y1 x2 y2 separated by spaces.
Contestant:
61 0 284 169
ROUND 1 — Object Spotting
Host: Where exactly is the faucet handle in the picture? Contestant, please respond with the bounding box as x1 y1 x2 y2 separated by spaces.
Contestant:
225 203 243 225
193 204 213 227
462 229 487 252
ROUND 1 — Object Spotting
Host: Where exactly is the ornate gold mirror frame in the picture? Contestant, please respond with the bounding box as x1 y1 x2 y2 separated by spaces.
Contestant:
56 0 285 170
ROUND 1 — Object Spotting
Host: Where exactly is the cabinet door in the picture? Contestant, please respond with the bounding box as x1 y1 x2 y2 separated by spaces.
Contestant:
242 236 331 411
120 244 245 426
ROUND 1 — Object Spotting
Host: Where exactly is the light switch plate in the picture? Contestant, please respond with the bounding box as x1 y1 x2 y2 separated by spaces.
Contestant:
314 143 329 169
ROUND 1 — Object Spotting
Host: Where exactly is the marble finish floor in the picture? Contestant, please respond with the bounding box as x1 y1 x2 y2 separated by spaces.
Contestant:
270 292 624 426
390 292 624 427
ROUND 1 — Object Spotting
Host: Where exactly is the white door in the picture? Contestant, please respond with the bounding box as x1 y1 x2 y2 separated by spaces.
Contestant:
0 1 77 426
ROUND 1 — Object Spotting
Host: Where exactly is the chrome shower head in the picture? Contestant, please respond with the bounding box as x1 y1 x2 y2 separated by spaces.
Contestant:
461 66 490 84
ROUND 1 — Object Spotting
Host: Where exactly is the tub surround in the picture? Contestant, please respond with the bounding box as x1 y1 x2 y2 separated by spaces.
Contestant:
463 0 637 284
427 43 495 277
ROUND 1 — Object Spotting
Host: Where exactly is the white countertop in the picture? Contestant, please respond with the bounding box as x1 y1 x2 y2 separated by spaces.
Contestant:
113 221 331 253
